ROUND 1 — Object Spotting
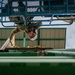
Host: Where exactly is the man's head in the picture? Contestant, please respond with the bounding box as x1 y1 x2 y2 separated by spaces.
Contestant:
26 28 38 41
25 21 41 41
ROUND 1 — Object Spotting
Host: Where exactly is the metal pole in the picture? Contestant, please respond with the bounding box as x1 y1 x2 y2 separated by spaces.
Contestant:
23 32 26 47
46 50 75 56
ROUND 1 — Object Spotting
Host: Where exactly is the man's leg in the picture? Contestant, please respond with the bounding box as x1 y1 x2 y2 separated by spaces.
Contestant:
9 28 21 46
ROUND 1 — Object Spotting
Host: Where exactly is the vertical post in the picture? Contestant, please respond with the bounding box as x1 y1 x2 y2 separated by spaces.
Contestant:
21 15 27 48
37 29 40 45
23 32 26 47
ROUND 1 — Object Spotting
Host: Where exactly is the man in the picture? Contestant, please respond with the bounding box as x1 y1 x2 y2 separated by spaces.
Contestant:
9 16 40 42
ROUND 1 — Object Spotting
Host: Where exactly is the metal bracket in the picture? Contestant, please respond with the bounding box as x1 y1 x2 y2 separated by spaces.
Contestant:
0 14 75 27
49 14 74 26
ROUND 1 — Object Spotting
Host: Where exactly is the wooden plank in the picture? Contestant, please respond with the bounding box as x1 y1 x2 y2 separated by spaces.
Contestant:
5 47 53 51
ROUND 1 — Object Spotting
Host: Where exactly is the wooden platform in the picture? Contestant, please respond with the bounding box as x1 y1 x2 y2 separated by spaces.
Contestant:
0 47 53 52
6 47 53 50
